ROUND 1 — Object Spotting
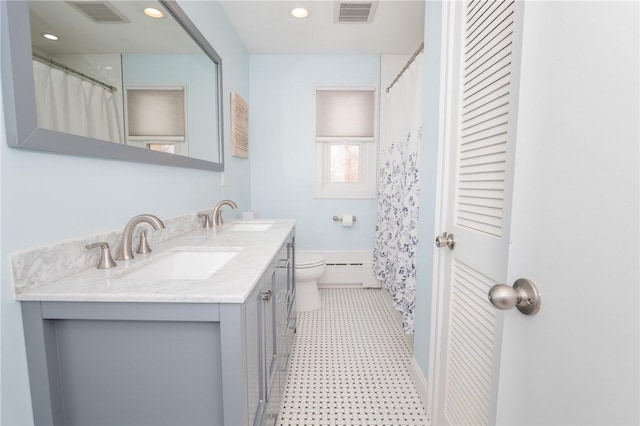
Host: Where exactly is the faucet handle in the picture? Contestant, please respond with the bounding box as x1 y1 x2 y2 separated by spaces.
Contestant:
86 242 117 269
198 212 213 229
136 231 152 255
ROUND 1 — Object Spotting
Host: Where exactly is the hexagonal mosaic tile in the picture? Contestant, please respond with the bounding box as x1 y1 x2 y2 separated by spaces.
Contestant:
278 289 429 426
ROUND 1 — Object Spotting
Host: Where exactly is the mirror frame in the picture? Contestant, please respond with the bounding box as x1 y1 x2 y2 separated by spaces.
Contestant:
1 0 224 171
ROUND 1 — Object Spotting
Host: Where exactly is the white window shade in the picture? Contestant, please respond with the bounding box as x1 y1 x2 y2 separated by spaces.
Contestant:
126 88 186 141
314 88 377 198
316 90 374 138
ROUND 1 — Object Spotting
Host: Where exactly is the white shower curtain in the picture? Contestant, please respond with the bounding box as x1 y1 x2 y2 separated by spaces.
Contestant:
33 60 121 142
373 52 423 335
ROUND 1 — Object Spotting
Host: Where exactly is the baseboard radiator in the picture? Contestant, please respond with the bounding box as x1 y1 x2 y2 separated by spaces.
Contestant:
298 250 381 288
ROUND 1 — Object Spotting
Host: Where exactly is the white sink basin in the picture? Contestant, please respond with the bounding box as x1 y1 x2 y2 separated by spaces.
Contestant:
226 221 275 232
119 247 241 281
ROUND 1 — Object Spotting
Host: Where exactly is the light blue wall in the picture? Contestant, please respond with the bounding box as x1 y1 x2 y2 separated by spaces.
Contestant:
178 0 252 194
413 1 442 379
249 55 380 250
122 53 218 162
0 1 249 423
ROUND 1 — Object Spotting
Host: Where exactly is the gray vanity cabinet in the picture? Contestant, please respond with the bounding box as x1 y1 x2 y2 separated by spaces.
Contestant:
245 262 277 426
284 235 296 366
20 232 296 426
277 234 296 392
253 231 296 426
21 301 227 426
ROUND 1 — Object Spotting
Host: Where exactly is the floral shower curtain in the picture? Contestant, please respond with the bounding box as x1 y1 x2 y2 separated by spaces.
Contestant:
33 60 121 142
373 52 423 335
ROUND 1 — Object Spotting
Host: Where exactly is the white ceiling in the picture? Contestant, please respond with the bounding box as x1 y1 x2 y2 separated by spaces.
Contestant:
28 0 425 56
29 1 200 55
219 0 425 54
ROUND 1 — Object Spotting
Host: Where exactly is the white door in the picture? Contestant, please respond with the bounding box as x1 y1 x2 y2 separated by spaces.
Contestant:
431 1 523 424
430 1 639 425
493 1 639 424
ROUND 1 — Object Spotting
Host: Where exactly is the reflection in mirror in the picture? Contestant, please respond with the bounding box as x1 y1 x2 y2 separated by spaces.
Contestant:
1 0 223 171
28 0 219 163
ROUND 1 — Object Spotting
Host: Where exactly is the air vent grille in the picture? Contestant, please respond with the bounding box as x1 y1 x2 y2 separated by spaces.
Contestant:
336 2 378 23
67 1 130 23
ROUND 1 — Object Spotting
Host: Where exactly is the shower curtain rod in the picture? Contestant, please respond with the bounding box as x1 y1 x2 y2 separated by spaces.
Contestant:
32 52 118 93
385 42 424 93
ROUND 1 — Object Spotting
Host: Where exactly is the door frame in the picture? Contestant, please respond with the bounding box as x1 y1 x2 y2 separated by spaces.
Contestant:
425 0 458 421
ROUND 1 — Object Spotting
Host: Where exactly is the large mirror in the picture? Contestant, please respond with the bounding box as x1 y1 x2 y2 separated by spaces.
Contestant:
1 0 224 171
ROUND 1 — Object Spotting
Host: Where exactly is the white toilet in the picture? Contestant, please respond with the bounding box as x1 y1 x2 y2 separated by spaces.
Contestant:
295 254 326 312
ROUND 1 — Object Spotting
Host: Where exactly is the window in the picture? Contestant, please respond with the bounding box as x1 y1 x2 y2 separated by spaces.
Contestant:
315 88 377 198
124 86 189 156
125 86 186 141
329 143 359 183
147 143 176 154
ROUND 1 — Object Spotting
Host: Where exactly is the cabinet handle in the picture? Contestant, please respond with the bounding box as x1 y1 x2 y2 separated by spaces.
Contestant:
276 258 290 268
261 290 272 302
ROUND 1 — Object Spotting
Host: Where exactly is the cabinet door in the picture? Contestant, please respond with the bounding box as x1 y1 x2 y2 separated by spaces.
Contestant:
275 243 289 361
287 235 296 326
246 284 263 426
254 232 296 426
282 234 296 368
267 270 277 382
262 268 279 425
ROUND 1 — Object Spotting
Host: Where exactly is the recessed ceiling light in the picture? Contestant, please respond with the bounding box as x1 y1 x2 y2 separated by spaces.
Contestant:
43 33 59 41
290 7 309 19
143 7 164 18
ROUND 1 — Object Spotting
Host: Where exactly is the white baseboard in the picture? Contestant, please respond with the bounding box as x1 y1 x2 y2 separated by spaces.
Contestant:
408 357 431 424
317 283 361 289
298 250 380 288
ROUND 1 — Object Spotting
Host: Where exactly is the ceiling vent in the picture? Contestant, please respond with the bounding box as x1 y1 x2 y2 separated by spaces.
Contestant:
67 2 130 23
335 1 378 23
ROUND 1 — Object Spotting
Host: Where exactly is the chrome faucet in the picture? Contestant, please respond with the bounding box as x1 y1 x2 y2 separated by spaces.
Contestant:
212 200 237 227
116 214 166 261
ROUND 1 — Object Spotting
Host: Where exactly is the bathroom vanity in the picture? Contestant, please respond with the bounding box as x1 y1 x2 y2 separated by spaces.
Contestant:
15 219 295 426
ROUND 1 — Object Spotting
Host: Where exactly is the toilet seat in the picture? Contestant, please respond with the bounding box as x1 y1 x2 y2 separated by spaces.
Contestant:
295 254 326 269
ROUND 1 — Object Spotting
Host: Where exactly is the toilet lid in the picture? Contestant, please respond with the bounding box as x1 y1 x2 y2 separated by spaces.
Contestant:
295 254 326 269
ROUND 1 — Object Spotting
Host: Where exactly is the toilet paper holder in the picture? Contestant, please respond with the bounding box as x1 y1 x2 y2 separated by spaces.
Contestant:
332 215 357 222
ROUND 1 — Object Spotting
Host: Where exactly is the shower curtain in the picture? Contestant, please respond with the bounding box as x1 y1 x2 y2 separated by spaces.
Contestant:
373 52 423 335
32 60 121 142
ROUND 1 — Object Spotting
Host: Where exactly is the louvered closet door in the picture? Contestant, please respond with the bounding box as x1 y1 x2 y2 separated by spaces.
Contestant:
436 1 522 425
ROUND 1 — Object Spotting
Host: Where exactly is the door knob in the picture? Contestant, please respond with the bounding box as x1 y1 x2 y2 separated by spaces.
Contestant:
435 232 456 250
488 278 541 316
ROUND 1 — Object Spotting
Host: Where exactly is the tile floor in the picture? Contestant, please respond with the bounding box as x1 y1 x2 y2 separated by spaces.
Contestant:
278 288 429 426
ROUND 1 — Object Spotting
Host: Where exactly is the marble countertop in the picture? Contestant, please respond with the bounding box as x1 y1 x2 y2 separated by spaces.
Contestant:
15 220 295 304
